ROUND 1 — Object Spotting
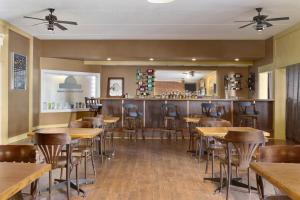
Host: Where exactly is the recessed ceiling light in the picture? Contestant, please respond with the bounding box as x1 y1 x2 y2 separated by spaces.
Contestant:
147 0 175 3
149 58 154 61
192 58 197 61
234 58 239 61
106 58 111 61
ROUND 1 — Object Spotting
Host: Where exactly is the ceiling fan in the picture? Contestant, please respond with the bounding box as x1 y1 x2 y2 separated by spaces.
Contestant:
24 8 78 31
235 8 289 31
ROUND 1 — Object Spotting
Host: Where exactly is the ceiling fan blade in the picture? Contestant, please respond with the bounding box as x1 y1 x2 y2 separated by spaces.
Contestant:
235 20 254 22
239 22 255 29
24 16 46 21
32 22 48 26
56 20 78 25
54 23 67 30
263 21 273 27
266 17 289 21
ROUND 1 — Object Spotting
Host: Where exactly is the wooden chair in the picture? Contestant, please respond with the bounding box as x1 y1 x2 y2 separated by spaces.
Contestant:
82 116 105 162
160 103 183 140
0 145 38 198
256 145 300 200
69 120 97 179
198 119 232 179
238 102 259 128
219 130 265 200
34 132 81 200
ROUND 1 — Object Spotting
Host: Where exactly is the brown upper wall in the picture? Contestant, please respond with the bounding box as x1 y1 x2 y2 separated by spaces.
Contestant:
8 30 30 138
40 40 266 61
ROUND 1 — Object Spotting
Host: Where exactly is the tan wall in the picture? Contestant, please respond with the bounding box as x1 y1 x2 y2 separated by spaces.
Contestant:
8 30 30 137
154 81 185 95
202 71 217 96
216 67 249 98
37 57 102 126
40 40 266 61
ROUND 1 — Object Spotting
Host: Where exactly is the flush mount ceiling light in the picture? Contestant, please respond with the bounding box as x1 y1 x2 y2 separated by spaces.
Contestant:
147 0 175 3
192 58 197 61
149 58 154 61
234 58 240 61
106 58 112 61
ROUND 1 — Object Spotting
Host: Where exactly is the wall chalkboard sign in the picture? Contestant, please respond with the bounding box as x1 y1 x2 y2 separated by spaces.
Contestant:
11 52 27 90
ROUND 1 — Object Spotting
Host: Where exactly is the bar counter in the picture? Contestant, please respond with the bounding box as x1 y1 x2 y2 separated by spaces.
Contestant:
101 98 274 136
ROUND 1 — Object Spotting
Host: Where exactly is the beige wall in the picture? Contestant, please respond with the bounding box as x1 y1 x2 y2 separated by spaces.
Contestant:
201 71 217 96
216 67 249 99
8 30 30 138
40 40 266 61
37 57 102 126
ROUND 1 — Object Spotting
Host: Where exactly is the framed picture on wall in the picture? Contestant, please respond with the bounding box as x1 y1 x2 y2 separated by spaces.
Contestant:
107 77 124 97
11 52 27 90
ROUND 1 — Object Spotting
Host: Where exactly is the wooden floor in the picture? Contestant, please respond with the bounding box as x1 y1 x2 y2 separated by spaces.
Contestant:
22 139 277 200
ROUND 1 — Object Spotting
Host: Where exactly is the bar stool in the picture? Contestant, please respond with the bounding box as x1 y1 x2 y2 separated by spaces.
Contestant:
123 103 144 140
201 103 225 118
238 102 259 128
160 103 183 140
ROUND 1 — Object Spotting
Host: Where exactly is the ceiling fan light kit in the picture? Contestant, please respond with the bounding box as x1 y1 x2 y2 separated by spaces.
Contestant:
24 8 78 31
235 7 289 31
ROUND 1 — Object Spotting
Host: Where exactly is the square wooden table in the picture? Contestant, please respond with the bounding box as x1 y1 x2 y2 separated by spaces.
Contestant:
0 162 51 199
250 162 300 200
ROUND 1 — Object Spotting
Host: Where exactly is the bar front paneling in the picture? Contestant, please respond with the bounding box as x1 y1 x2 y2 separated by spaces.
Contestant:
100 98 274 137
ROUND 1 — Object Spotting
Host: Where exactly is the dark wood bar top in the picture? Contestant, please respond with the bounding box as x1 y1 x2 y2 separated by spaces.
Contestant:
100 97 274 102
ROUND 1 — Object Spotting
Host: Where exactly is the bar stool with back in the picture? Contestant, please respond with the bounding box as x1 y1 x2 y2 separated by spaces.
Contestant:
238 101 259 128
160 103 183 140
69 120 97 179
123 103 144 140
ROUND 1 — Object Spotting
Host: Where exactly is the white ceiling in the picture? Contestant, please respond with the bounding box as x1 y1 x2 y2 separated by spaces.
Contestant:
0 0 299 40
155 70 212 82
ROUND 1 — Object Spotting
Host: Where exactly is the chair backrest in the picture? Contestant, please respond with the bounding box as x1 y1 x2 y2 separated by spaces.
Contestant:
0 145 36 163
123 103 139 118
82 115 104 128
225 130 265 169
34 132 71 167
161 103 178 118
200 119 232 127
258 145 300 163
238 102 257 115
201 103 216 117
69 120 92 128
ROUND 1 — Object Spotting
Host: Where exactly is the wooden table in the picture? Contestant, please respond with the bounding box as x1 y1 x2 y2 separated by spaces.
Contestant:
28 127 103 139
104 116 120 124
0 162 51 199
196 127 270 138
250 162 300 200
